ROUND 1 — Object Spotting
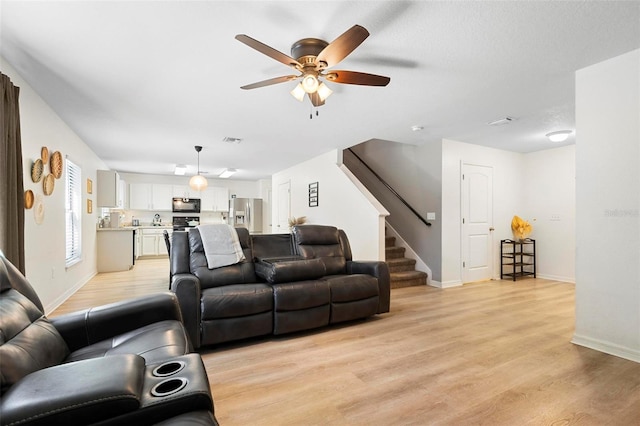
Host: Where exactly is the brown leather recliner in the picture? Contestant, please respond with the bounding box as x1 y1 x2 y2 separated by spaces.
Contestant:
0 252 218 425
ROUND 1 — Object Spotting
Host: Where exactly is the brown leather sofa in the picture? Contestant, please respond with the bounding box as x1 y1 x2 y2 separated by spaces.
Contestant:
0 253 218 425
170 224 390 348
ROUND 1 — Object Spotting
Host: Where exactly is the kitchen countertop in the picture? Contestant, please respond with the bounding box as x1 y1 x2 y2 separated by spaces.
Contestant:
97 225 173 231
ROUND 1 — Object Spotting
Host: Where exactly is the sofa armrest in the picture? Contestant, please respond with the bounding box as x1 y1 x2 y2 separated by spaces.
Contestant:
346 261 390 313
255 256 326 283
170 273 203 349
1 354 145 426
51 292 183 352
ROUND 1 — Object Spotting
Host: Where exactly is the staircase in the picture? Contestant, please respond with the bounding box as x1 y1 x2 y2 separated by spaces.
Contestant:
385 235 428 288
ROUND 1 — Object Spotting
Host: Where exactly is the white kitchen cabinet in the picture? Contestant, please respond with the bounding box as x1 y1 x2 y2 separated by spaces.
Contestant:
172 185 191 199
151 184 173 210
173 184 211 200
130 183 173 211
141 232 158 256
129 183 151 210
97 170 125 208
134 229 142 259
140 228 171 257
118 179 128 209
201 187 229 212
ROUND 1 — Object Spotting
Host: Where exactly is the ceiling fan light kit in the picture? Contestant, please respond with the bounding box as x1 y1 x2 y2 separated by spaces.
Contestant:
189 145 208 191
235 24 390 109
290 83 306 102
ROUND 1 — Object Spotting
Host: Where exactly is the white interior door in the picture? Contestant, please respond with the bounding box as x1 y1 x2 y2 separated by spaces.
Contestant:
462 164 494 283
276 181 291 233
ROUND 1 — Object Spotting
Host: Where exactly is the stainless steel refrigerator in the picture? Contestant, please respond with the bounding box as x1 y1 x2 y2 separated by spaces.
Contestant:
229 198 263 233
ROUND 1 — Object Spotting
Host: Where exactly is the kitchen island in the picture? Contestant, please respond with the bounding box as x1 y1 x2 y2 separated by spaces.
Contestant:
96 227 136 272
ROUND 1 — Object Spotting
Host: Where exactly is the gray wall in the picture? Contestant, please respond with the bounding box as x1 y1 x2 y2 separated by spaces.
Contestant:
344 139 442 281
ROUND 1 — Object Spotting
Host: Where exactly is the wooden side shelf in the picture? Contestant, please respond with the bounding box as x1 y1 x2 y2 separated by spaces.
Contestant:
500 239 536 281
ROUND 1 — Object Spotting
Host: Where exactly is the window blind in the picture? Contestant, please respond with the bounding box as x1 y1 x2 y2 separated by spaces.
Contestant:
65 158 82 266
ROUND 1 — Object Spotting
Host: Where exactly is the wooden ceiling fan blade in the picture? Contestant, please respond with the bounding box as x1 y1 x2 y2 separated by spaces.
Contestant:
308 92 325 107
240 75 299 90
325 70 390 86
236 34 301 68
316 25 369 68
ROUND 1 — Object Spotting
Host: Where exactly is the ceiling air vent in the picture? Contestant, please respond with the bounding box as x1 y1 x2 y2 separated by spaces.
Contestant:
488 116 516 126
222 137 243 144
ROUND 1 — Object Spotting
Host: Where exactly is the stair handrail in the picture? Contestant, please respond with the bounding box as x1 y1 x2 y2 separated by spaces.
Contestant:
346 148 432 227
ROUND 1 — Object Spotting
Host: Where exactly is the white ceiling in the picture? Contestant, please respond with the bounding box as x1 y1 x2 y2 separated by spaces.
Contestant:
2 1 639 180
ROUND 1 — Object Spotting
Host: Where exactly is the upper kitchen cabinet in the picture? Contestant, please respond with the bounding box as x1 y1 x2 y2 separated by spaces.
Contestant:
97 170 126 208
129 183 173 211
201 187 229 212
173 185 188 198
172 185 197 199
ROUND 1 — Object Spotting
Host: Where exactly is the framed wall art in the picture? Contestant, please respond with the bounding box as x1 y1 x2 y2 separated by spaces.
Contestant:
308 182 318 207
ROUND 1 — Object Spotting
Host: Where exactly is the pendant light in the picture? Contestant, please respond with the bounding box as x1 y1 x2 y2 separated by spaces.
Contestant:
189 145 208 192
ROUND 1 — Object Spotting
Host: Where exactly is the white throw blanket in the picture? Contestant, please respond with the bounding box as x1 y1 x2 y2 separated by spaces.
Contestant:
198 224 246 269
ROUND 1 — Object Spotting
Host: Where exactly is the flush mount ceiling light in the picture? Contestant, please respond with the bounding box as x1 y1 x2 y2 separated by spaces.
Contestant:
219 168 237 179
174 165 187 175
189 146 208 192
236 25 390 108
411 125 424 132
546 130 572 142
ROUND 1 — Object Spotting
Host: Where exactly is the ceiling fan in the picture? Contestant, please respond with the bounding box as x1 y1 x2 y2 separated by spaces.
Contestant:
235 25 390 107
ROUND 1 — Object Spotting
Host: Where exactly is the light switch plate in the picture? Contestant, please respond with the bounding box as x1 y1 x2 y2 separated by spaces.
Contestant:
427 212 436 220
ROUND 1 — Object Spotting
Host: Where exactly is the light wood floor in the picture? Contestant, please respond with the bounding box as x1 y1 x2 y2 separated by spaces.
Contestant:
52 259 640 425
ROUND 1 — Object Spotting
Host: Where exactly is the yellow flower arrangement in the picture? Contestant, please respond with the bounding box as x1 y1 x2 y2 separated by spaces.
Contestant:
511 215 532 240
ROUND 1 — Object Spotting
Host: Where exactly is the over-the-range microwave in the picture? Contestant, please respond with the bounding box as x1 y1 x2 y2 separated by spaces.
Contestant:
172 197 201 213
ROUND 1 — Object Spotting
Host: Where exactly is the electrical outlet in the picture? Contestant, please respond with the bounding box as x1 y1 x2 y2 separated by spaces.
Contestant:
427 212 436 220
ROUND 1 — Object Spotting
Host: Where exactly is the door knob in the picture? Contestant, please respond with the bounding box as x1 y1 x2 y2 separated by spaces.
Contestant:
489 227 495 231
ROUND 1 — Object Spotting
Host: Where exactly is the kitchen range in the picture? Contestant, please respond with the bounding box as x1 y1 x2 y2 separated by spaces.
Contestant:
173 216 200 231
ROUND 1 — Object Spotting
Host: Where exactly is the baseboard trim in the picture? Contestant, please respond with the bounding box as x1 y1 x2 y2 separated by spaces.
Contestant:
44 271 96 315
536 273 575 284
429 280 463 289
572 333 640 363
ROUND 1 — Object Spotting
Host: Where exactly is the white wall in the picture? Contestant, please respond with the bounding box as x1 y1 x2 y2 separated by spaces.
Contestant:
523 145 576 282
345 137 575 285
272 149 388 261
442 139 526 286
574 49 640 362
2 57 108 313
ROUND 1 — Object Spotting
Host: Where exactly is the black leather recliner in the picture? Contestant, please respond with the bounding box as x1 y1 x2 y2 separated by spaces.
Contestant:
170 225 390 349
0 252 218 425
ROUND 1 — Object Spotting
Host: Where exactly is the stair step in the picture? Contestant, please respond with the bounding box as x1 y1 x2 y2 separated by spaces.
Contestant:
385 246 405 259
390 270 428 289
385 236 396 248
386 257 417 273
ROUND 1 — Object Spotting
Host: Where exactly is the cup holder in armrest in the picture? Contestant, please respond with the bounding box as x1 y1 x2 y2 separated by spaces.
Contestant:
151 377 188 397
152 360 186 377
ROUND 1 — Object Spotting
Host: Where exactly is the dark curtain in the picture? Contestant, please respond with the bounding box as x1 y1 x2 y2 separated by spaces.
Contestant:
0 72 25 273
